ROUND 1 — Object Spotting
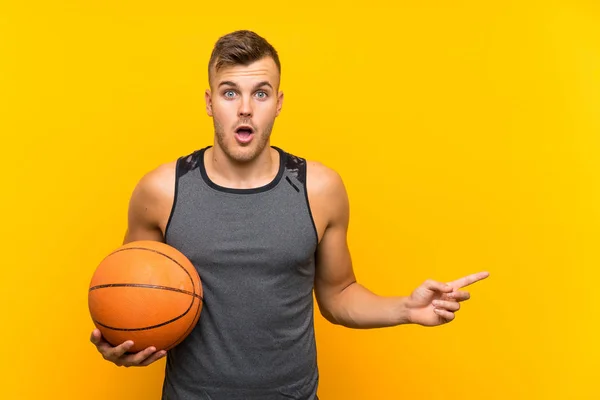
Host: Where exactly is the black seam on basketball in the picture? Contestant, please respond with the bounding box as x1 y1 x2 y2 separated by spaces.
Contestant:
93 309 187 332
166 295 202 350
88 283 203 300
91 286 201 331
106 247 199 298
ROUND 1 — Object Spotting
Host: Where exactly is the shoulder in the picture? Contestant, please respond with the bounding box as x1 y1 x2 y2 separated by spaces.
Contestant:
129 160 178 212
132 147 205 201
306 160 346 192
135 161 177 198
124 159 179 240
280 148 348 205
306 160 349 213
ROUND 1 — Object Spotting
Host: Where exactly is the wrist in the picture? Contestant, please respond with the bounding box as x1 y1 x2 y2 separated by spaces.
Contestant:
391 296 413 326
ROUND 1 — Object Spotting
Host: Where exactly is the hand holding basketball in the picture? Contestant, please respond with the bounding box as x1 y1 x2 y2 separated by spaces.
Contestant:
90 329 166 367
88 240 203 362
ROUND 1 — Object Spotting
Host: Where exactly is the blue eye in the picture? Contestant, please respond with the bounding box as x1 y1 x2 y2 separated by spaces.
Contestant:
256 91 267 99
224 90 235 98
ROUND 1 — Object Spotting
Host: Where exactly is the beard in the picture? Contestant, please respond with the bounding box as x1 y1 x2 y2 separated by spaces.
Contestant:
213 118 275 163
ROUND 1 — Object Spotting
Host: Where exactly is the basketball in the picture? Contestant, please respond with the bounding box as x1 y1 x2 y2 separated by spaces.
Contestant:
88 240 203 353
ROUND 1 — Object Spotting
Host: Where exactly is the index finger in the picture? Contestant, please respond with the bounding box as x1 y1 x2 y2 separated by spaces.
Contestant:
108 340 136 359
447 271 490 289
120 346 160 366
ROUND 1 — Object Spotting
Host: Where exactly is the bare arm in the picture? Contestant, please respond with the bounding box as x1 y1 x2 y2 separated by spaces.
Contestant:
91 161 177 366
310 163 489 329
310 163 408 329
122 161 176 244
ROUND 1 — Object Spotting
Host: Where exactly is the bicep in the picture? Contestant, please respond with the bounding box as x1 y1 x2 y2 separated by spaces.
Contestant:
313 171 357 316
122 186 164 244
314 223 356 297
123 226 163 244
122 165 175 244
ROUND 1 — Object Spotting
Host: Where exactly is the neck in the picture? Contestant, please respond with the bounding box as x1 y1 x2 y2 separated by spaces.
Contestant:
204 143 279 190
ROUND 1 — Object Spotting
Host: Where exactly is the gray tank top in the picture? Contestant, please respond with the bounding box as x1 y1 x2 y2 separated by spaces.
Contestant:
162 146 319 400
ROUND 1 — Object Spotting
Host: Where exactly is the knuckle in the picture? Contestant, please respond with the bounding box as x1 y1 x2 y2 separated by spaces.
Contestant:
128 357 141 366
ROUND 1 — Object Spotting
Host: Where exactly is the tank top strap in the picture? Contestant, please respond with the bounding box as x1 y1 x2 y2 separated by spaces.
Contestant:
279 148 307 186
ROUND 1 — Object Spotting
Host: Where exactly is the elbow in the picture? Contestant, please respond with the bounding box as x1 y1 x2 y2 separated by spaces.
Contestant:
315 281 358 327
317 298 357 327
316 297 344 326
319 307 342 326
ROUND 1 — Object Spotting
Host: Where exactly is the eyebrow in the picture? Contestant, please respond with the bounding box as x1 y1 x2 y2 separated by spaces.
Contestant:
218 80 273 90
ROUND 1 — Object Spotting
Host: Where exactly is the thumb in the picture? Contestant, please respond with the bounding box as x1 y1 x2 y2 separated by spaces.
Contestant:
90 329 102 345
423 279 453 293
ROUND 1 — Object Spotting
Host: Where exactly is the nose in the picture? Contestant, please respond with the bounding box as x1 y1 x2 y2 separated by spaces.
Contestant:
238 96 253 118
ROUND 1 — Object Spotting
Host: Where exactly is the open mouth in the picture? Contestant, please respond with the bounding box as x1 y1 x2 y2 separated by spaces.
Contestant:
235 125 255 144
235 126 254 135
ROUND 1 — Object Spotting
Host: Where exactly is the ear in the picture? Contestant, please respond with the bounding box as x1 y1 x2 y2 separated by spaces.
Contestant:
205 89 213 117
275 91 284 117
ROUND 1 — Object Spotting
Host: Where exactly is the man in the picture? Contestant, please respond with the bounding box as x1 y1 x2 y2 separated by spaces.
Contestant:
90 30 489 399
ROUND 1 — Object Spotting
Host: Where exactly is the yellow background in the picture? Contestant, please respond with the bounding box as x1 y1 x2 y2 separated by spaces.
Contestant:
1 1 598 399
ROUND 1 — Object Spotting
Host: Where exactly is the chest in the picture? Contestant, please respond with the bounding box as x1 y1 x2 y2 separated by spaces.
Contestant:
166 186 317 278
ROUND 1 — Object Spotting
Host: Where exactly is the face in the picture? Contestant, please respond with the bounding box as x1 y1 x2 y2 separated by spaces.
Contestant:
205 57 284 163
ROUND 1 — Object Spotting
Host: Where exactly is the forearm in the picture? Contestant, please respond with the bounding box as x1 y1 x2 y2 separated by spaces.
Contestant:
322 282 412 329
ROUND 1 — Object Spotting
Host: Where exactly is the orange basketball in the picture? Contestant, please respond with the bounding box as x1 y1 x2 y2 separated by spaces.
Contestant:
88 240 203 353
